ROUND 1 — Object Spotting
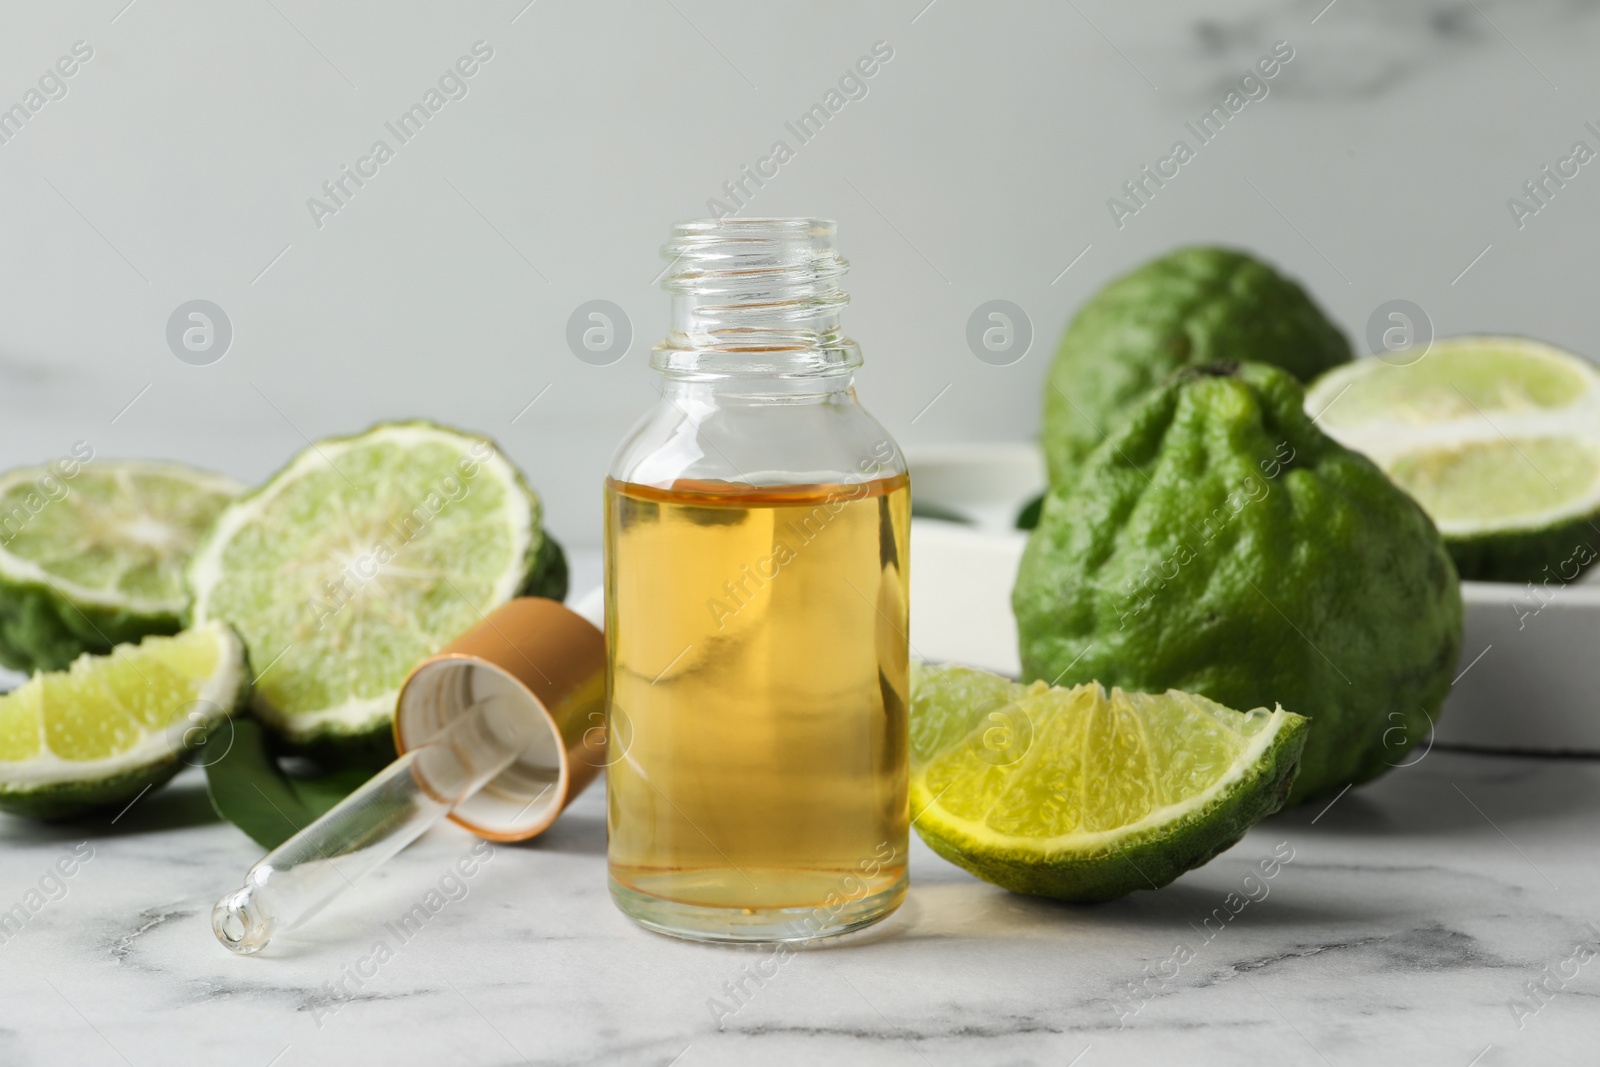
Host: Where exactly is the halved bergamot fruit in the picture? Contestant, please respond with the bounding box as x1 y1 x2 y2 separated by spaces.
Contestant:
1306 337 1600 583
0 459 242 672
910 664 1307 902
186 421 566 758
0 621 248 820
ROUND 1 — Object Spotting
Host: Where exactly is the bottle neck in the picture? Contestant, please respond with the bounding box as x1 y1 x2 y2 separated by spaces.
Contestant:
652 218 863 383
657 375 857 407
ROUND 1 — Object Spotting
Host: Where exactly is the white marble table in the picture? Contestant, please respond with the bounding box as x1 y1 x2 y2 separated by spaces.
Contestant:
1 743 1596 1067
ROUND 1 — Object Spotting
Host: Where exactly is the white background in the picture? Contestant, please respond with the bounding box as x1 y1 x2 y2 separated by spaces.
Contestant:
1 0 1596 544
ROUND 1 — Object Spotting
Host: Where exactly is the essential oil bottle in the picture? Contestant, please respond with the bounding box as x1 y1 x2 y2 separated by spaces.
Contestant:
604 217 910 943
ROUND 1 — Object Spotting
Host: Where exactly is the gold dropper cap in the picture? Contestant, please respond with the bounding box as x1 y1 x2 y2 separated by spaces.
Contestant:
393 597 607 842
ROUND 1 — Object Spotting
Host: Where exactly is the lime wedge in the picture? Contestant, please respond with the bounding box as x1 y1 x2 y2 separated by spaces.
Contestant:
0 459 241 672
911 664 1306 902
187 421 565 755
1306 337 1600 582
0 621 248 820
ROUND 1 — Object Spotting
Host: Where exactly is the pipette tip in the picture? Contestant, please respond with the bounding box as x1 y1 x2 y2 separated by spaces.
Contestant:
212 886 275 955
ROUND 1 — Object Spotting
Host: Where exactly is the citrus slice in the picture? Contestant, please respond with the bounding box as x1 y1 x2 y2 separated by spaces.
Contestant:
0 459 242 672
1305 337 1600 582
910 664 1307 902
187 421 566 756
0 620 248 820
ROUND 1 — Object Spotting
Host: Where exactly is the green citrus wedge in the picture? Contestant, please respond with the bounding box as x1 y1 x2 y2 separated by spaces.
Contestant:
187 421 566 757
910 664 1307 902
0 621 248 820
0 458 242 672
1306 337 1600 582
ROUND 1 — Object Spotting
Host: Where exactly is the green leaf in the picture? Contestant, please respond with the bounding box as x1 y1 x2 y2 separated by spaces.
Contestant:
1015 493 1045 531
909 501 975 525
205 717 373 850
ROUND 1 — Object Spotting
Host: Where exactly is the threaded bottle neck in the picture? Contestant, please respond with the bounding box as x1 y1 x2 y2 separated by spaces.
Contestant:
653 217 862 379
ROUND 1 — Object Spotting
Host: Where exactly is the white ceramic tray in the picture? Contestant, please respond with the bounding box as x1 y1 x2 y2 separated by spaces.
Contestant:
906 443 1600 754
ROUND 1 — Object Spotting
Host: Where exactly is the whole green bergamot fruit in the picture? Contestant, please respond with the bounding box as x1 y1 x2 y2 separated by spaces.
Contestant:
1014 362 1462 804
1042 247 1351 486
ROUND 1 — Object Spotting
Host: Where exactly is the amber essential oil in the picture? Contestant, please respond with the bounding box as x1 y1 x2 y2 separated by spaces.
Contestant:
605 473 910 941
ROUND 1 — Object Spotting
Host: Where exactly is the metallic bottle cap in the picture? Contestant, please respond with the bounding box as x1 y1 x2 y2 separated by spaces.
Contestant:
394 597 606 842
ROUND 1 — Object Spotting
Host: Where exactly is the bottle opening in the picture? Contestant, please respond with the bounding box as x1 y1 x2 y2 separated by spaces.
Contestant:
655 217 860 377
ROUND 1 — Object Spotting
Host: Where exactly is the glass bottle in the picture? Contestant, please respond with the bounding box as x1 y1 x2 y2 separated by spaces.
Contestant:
604 217 910 943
